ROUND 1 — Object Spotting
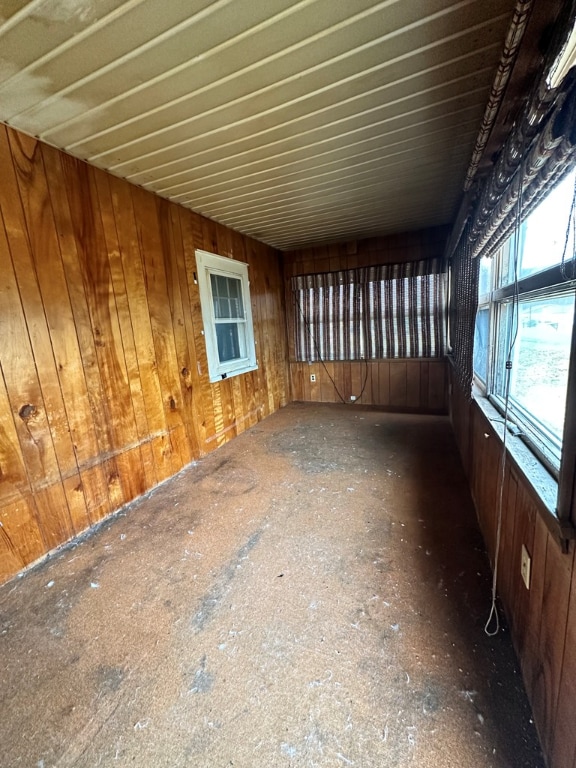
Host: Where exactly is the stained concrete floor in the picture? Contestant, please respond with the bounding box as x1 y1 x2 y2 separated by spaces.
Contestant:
0 403 544 768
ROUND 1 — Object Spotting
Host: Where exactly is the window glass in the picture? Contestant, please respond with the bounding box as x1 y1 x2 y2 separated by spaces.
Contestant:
473 165 576 475
210 274 244 319
478 256 493 297
473 307 490 383
215 323 243 362
519 169 576 278
503 293 574 447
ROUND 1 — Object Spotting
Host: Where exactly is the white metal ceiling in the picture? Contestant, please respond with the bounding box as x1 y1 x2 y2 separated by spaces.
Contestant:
0 0 518 250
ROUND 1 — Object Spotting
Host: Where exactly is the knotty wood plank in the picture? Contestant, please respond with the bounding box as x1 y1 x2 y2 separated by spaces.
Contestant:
0 366 29 505
150 434 178 483
115 447 147 506
92 168 150 447
178 210 209 449
159 198 201 458
0 129 69 495
80 465 112 525
102 456 125 512
201 216 219 254
107 174 166 449
130 186 189 465
0 273 63 520
41 144 115 459
62 473 91 535
10 131 95 481
34 484 74 550
61 154 138 456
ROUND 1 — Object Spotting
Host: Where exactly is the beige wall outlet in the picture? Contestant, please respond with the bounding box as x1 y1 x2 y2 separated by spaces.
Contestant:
521 544 531 590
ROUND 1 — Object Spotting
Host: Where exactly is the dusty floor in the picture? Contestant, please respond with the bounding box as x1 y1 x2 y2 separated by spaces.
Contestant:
0 403 543 768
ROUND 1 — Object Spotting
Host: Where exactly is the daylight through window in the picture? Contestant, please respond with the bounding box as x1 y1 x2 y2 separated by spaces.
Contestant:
473 169 576 474
196 250 257 383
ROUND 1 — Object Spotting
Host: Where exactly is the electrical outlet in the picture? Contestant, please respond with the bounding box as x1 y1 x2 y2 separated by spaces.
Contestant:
350 395 357 401
310 374 316 382
521 544 531 590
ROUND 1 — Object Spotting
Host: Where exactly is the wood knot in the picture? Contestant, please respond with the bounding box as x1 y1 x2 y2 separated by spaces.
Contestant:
169 396 177 410
181 367 189 378
19 404 38 421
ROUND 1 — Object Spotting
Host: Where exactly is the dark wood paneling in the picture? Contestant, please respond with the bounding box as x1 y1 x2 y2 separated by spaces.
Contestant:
283 228 449 413
450 368 576 768
289 359 448 413
0 125 289 584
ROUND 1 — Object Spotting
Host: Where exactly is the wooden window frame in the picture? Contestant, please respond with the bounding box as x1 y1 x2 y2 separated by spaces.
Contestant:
196 250 257 383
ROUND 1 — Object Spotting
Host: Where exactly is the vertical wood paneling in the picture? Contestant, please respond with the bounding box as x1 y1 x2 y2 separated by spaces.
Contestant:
284 228 449 414
289 359 447 413
449 368 576 768
0 125 288 584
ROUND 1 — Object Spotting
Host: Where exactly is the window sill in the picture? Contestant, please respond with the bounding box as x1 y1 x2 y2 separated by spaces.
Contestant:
472 388 574 548
208 362 258 384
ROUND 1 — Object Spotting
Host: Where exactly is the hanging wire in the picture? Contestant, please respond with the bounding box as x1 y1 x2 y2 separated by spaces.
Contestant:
560 170 576 281
485 165 523 637
294 290 370 405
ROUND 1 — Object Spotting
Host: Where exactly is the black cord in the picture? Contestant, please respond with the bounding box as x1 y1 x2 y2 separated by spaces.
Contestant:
294 291 346 403
560 171 576 281
294 291 371 405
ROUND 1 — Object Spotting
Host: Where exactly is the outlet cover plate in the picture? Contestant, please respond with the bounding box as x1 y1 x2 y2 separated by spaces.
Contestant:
521 544 531 590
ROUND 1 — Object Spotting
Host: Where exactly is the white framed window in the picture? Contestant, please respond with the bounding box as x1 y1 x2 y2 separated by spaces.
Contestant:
195 250 257 383
473 169 576 476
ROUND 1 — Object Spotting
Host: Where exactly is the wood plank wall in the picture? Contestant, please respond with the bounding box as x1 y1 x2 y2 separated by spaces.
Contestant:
0 125 289 585
450 371 576 768
284 227 449 412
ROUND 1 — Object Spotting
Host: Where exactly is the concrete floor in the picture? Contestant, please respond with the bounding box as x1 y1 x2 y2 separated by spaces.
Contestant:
0 403 543 768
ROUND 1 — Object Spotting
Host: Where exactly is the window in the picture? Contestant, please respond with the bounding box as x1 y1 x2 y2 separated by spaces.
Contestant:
196 250 257 382
292 259 447 362
473 169 576 474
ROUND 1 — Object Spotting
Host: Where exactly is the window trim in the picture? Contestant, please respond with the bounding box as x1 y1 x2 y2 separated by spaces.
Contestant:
473 233 576 535
195 249 257 383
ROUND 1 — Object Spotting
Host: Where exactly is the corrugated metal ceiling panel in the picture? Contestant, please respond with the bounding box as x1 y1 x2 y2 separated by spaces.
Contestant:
0 0 518 249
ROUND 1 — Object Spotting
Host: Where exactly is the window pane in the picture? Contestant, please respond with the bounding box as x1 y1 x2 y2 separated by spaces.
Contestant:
473 307 490 382
496 239 516 288
210 274 244 319
519 169 576 278
215 322 243 362
495 293 574 463
478 256 492 297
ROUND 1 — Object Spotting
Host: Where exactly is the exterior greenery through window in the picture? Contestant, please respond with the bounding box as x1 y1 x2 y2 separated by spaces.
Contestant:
473 169 576 475
196 250 257 383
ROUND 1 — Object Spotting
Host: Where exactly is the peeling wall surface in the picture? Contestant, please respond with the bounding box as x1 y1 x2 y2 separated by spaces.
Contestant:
0 125 289 584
